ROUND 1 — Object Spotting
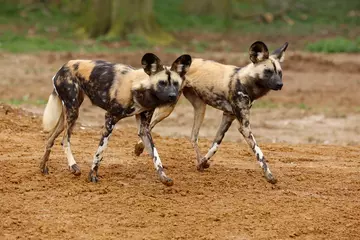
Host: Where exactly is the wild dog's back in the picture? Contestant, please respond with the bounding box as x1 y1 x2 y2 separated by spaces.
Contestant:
59 60 137 110
184 58 239 111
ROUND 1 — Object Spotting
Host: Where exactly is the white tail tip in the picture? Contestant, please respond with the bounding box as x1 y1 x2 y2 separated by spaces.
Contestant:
43 93 62 132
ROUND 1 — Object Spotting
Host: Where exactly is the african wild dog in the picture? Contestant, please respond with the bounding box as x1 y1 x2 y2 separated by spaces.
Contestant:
40 53 192 186
134 41 288 184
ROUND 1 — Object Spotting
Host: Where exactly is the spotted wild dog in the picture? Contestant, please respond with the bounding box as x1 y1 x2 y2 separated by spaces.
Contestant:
134 41 288 184
40 53 192 186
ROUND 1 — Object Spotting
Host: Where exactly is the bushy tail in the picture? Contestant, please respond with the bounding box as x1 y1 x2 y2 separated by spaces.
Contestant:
43 91 63 132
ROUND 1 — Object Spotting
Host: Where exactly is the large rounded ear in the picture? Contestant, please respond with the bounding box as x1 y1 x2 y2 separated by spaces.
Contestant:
249 41 269 63
141 53 164 75
271 42 289 62
170 54 192 77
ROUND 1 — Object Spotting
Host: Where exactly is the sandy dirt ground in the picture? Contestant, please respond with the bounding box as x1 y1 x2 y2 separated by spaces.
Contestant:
0 50 360 239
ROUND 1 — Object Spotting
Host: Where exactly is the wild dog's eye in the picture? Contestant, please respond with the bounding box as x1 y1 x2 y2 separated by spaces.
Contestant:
279 71 283 78
158 80 166 86
264 69 273 77
173 81 179 87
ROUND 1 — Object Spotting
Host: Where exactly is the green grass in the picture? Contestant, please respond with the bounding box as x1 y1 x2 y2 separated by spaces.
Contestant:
0 96 47 106
0 31 113 53
252 100 279 109
297 103 311 110
155 0 360 35
306 37 360 53
252 100 314 110
1 0 359 53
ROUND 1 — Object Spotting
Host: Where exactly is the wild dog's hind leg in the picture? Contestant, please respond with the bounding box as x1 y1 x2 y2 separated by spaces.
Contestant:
60 89 84 176
137 111 173 186
62 106 82 175
234 107 277 184
198 112 235 170
89 113 122 183
183 88 206 170
134 104 176 156
40 112 65 174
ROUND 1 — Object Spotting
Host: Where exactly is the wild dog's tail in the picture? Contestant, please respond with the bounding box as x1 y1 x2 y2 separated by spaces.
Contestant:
43 89 63 132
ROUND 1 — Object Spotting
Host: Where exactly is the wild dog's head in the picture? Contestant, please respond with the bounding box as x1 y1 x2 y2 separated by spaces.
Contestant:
141 53 192 103
248 41 288 91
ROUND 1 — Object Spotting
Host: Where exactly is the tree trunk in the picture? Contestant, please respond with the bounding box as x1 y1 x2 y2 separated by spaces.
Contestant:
80 0 112 38
182 0 233 28
79 0 173 45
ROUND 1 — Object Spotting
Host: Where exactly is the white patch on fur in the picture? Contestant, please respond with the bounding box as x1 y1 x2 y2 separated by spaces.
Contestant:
254 145 263 159
257 52 264 61
237 91 249 98
153 147 162 167
153 147 167 177
279 54 285 63
91 135 110 170
254 145 264 160
52 75 59 95
250 134 257 145
238 64 258 79
64 141 77 166
43 93 62 132
153 147 166 177
177 64 183 73
205 143 218 160
151 63 157 73
99 136 109 153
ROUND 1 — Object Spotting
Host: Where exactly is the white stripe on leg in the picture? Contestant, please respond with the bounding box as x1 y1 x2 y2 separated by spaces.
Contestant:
254 145 272 174
64 141 76 167
204 143 219 160
153 147 166 177
91 135 110 170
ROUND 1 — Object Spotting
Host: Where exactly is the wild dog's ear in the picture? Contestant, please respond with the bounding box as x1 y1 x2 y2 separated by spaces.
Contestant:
170 54 192 77
249 41 269 63
141 53 164 75
271 42 289 62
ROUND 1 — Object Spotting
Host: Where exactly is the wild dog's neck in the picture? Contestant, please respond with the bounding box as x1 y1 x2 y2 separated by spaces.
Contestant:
235 65 270 102
132 87 167 109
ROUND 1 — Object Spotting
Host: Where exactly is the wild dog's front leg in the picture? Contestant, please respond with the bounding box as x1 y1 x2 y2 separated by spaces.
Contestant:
198 112 235 170
183 88 207 169
137 111 173 186
88 113 121 183
134 103 177 156
235 108 277 184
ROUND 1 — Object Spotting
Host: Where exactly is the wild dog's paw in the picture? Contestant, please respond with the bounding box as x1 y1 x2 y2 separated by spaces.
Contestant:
197 159 210 171
88 170 99 183
69 164 81 176
41 166 49 175
159 175 174 186
134 142 145 156
89 176 99 183
264 171 277 184
202 161 210 169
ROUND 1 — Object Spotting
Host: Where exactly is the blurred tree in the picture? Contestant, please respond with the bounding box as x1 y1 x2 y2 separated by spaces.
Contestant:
78 0 173 45
81 0 112 38
182 0 232 16
182 0 233 29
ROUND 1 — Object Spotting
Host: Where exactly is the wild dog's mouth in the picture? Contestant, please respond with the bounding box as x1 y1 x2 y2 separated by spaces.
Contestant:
167 96 177 103
272 83 283 91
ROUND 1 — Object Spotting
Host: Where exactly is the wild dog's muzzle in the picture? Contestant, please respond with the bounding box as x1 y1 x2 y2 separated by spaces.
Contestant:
274 83 283 90
168 92 177 102
269 75 283 91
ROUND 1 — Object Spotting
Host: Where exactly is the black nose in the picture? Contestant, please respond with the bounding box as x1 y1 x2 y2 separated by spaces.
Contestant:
276 83 283 90
168 93 177 101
